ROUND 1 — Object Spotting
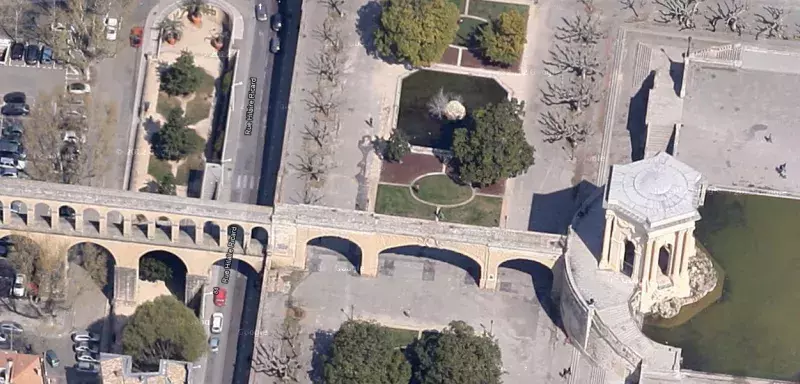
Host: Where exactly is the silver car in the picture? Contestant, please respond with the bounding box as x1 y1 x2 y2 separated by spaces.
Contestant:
255 3 268 21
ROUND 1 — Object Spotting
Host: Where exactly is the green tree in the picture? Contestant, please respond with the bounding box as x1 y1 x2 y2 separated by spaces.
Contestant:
374 0 460 67
151 108 205 161
161 52 203 96
156 173 178 195
409 321 503 384
478 10 527 66
139 257 173 282
73 243 110 290
122 295 207 370
323 320 412 384
384 130 410 162
452 98 534 186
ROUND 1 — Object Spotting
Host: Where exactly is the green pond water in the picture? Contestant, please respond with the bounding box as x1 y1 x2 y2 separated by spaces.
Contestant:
643 192 800 380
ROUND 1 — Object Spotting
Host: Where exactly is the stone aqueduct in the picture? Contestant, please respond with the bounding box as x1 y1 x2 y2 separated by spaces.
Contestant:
0 180 565 305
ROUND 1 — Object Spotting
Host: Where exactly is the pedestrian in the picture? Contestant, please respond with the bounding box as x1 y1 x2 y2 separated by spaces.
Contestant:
367 117 374 127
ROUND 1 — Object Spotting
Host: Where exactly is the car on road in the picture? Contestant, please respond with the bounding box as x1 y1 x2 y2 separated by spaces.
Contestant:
3 92 26 104
1 103 29 116
24 44 40 65
210 312 223 334
105 17 119 41
40 46 53 65
213 287 227 307
67 82 91 94
129 26 143 48
75 361 99 373
11 274 25 297
71 331 100 343
269 37 281 54
74 341 99 354
10 43 24 61
270 13 283 32
0 322 23 334
1 168 18 178
75 351 100 363
45 350 60 368
255 3 268 21
209 337 220 352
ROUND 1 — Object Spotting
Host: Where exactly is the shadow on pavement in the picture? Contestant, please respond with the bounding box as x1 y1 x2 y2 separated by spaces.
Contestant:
309 329 334 383
528 183 583 234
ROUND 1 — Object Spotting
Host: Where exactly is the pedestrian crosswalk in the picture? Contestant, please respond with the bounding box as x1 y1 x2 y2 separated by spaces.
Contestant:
235 174 258 190
65 65 82 82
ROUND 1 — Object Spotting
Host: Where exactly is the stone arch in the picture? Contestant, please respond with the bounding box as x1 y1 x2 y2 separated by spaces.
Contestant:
378 245 482 286
9 200 27 225
178 218 197 244
82 208 101 235
138 250 188 302
203 221 222 247
249 227 268 256
132 214 149 239
155 216 172 241
58 205 77 230
106 210 124 237
67 242 116 300
227 224 245 252
658 244 672 276
33 203 52 228
306 236 363 274
622 240 635 278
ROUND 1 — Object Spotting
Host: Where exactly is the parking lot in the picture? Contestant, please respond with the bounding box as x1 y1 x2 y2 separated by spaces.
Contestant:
0 64 74 104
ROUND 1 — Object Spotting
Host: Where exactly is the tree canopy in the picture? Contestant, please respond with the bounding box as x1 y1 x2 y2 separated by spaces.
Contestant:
384 130 411 162
478 10 528 66
161 52 204 96
374 0 460 67
323 320 412 384
139 257 174 282
122 295 207 370
151 107 205 161
408 321 504 384
452 98 535 186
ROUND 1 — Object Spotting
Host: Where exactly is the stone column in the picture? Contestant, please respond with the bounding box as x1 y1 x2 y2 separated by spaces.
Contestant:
185 274 208 306
146 220 155 240
171 224 179 243
671 231 685 279
634 240 650 283
599 215 614 269
481 263 499 290
1 207 9 224
193 226 201 245
73 213 83 233
359 244 380 278
648 240 660 286
242 231 251 254
123 217 132 238
51 208 60 230
98 216 107 236
113 266 138 305
680 230 693 277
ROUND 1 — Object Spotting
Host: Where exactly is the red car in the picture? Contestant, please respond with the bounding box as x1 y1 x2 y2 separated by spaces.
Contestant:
129 27 143 48
213 287 227 307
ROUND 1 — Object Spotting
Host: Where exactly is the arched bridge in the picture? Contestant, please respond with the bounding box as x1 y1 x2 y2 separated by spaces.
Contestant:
0 179 564 305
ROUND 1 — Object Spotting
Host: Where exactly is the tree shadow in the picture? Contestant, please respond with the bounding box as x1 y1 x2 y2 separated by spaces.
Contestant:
308 329 334 383
627 70 654 162
356 1 382 58
528 183 585 234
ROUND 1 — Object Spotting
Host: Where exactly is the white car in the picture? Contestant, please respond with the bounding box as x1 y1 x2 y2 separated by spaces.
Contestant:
75 352 99 363
67 83 90 95
210 313 223 334
11 274 24 297
71 331 100 343
105 17 119 41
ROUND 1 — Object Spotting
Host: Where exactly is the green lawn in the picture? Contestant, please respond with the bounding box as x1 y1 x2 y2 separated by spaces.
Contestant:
383 326 419 348
413 174 472 205
156 92 181 117
148 155 173 180
185 97 212 126
176 153 205 186
375 184 437 220
197 70 216 96
441 195 502 227
454 17 486 47
448 0 467 14
468 0 529 21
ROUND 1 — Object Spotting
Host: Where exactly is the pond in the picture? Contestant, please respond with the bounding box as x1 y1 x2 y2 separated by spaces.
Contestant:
643 192 800 380
397 70 507 149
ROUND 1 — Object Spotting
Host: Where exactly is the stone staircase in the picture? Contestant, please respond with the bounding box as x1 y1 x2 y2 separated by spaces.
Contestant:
568 345 610 384
689 43 742 67
632 43 654 92
644 123 675 158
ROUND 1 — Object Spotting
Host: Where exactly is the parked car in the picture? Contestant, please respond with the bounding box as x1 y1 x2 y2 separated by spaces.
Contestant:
75 361 99 373
209 337 220 352
269 37 281 54
0 322 23 334
45 350 60 368
2 127 22 142
3 92 26 104
63 131 86 144
210 313 223 334
129 27 143 48
71 331 100 343
24 44 40 65
0 167 18 178
67 82 91 94
0 139 26 158
75 352 99 363
0 333 6 343
0 155 17 170
40 46 53 64
213 287 227 307
11 274 24 297
1 104 29 116
105 17 119 41
270 13 283 32
10 43 24 61
73 341 100 354
255 3 268 21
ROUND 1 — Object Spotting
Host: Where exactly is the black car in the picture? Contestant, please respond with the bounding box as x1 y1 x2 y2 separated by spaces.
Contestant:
269 37 281 54
270 13 283 32
3 92 25 104
9 43 24 61
1 103 29 116
24 44 40 65
40 46 53 65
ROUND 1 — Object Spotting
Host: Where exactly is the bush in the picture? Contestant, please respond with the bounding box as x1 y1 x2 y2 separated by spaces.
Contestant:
375 0 460 67
160 51 204 96
384 130 411 162
139 257 173 282
477 10 527 66
155 173 177 195
151 107 205 161
323 320 412 384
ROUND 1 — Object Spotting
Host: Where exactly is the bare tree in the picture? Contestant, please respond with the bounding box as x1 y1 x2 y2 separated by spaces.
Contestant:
545 45 601 79
579 0 596 13
308 51 344 84
320 0 345 17
23 90 115 185
304 87 340 119
539 111 590 160
314 17 343 52
705 0 748 34
541 78 598 113
754 6 788 39
0 0 31 39
620 0 649 19
295 185 324 205
302 118 339 149
253 322 303 381
292 152 332 182
654 0 703 30
555 14 604 45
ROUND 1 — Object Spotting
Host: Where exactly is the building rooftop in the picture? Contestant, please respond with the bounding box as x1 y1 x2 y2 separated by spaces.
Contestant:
605 153 705 230
99 354 193 384
0 351 45 384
